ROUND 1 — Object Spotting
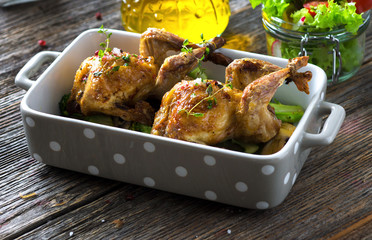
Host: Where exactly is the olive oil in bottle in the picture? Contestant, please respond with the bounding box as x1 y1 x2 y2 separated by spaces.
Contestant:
121 0 230 43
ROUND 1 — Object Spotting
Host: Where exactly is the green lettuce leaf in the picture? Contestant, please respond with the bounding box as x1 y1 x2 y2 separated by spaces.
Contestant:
251 0 291 18
291 0 364 34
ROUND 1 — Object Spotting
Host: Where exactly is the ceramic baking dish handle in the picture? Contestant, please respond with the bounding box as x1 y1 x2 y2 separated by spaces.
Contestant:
302 101 345 147
15 51 60 90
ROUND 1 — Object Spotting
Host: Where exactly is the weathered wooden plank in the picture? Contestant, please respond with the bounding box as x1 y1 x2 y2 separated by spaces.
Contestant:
0 159 123 239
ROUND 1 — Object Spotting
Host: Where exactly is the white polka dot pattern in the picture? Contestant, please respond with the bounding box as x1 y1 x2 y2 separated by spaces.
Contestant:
261 165 275 175
26 117 35 127
23 114 304 210
256 201 269 209
49 141 61 152
235 182 248 192
292 173 297 185
203 155 216 166
143 142 155 152
113 153 126 164
33 153 42 162
284 172 290 184
83 128 95 139
175 166 188 177
88 165 99 175
144 177 155 187
294 142 299 155
204 190 217 200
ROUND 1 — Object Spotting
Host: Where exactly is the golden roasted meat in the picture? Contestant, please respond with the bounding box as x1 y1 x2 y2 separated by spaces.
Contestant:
226 57 312 94
235 67 291 142
152 56 311 144
140 28 232 68
67 28 229 125
68 50 157 125
225 58 281 91
151 79 241 145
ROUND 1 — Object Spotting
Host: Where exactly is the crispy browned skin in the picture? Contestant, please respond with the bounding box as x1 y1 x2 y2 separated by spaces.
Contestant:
153 47 206 99
140 28 231 68
140 28 185 68
68 28 230 124
226 58 282 90
152 57 311 144
286 57 312 94
235 67 290 142
151 80 241 145
226 57 312 94
68 51 157 125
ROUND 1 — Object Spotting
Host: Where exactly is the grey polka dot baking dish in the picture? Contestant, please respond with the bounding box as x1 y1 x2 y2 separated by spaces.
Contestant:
15 29 345 209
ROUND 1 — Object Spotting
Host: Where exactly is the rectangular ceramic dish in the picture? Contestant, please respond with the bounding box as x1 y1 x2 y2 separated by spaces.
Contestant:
15 29 345 209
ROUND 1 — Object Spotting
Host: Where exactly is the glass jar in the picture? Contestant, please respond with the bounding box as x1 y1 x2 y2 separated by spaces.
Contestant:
121 0 231 43
262 10 370 85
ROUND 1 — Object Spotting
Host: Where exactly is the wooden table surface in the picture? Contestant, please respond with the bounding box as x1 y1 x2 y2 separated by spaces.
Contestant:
1 0 371 239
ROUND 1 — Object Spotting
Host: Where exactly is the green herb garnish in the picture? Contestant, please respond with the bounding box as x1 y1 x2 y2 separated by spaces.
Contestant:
181 39 192 53
122 55 130 62
97 25 112 61
178 82 232 118
107 65 120 75
93 71 102 77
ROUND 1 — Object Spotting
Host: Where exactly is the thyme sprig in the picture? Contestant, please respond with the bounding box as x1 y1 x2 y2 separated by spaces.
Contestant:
181 34 211 79
179 81 233 118
97 25 112 61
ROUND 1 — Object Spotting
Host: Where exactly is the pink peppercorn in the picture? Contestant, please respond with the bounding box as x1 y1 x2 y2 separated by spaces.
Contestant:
38 40 46 47
95 12 102 20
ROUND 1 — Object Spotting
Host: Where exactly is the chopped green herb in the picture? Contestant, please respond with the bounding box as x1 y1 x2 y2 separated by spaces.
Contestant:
206 84 213 95
191 112 204 117
205 47 210 55
181 39 193 53
111 66 120 72
226 82 233 89
122 55 130 62
207 99 214 109
93 71 102 77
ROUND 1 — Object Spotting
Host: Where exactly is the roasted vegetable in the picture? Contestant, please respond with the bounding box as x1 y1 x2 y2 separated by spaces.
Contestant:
188 66 208 80
269 102 304 123
59 94 114 126
129 122 152 133
215 139 260 154
261 122 296 154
